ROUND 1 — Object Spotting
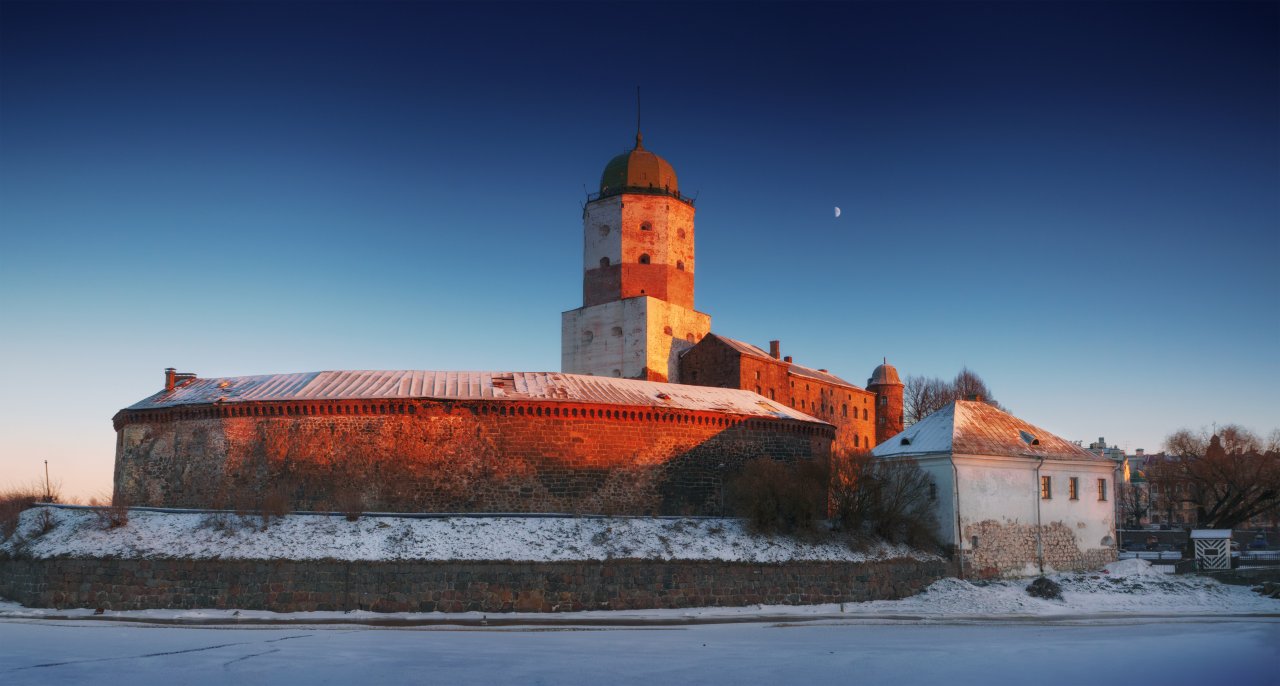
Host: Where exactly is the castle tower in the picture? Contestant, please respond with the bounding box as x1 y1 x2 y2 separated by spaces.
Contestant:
561 132 710 381
867 359 904 446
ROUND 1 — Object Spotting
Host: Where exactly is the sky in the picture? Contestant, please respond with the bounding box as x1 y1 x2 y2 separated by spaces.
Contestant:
0 1 1276 502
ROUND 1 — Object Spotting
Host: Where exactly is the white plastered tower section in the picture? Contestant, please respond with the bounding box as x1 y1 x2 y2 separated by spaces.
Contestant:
561 135 710 382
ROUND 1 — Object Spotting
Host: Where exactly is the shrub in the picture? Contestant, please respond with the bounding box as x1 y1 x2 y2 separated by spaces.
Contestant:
0 487 42 540
727 458 827 535
831 455 938 548
89 494 130 530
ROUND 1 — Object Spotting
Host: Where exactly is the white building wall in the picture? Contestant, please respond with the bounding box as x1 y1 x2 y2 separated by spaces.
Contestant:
562 297 709 381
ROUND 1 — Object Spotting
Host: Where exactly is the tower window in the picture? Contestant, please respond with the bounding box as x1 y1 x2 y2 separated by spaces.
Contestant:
641 222 652 231
677 228 686 239
599 225 610 237
639 253 651 265
676 260 685 271
862 408 867 420
599 257 610 268
611 326 623 337
663 325 673 335
581 330 594 344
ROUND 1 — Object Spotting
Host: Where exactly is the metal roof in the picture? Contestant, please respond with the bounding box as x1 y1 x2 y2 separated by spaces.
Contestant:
124 370 828 423
872 400 1110 463
708 335 863 390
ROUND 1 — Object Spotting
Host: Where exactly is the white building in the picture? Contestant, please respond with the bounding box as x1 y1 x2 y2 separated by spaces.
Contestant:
873 399 1118 578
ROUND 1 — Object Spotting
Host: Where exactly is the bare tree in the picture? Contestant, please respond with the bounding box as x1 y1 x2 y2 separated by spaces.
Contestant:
903 368 1002 424
1146 424 1280 530
904 375 952 424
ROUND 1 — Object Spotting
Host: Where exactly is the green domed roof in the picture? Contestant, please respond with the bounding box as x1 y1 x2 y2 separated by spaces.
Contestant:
599 134 679 196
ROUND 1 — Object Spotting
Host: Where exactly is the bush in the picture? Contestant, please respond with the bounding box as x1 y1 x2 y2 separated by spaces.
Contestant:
831 455 938 548
0 487 42 540
89 494 130 530
727 458 827 535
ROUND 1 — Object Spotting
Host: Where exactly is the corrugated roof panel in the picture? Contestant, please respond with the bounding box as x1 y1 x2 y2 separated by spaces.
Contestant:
124 370 827 423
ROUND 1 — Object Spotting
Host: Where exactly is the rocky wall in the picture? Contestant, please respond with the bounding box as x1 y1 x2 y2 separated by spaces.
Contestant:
0 556 951 613
962 519 1118 579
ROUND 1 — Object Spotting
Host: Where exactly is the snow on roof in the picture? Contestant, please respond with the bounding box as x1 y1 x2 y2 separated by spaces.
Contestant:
872 400 1110 463
708 335 862 390
124 370 827 423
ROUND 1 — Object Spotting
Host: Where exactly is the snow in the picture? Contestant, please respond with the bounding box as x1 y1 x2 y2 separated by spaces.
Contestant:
0 613 1275 686
3 506 929 563
2 535 1277 686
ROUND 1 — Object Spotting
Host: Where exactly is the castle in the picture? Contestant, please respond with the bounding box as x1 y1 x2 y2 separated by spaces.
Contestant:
112 132 902 515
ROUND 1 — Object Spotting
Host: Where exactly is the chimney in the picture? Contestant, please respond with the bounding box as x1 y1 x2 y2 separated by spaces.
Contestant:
164 368 176 392
769 340 780 359
783 356 792 363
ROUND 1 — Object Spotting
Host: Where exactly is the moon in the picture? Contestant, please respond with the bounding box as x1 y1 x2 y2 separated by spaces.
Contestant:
834 206 841 218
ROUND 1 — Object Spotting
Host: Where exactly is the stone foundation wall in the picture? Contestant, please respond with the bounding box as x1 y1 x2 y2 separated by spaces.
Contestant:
0 557 951 613
114 400 831 516
962 519 1118 578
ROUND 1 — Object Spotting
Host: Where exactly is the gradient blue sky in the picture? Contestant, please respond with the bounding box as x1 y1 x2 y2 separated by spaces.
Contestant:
2 1 1276 501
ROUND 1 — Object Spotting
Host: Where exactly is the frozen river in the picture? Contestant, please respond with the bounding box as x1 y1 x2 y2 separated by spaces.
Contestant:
1 616 1276 686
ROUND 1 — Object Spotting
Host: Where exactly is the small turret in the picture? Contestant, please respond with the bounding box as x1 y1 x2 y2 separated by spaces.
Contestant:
867 358 904 446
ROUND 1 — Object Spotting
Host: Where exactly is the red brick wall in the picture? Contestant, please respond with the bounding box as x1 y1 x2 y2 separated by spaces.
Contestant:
114 400 832 516
583 264 693 308
679 338 876 456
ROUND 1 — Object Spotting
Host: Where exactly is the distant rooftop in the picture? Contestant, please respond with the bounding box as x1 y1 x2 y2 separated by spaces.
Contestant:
124 370 828 423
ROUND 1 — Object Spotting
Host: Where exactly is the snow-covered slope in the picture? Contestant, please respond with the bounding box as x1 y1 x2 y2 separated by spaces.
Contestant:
2 506 930 563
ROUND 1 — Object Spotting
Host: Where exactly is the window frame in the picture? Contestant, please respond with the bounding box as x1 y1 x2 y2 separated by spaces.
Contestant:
1040 475 1052 500
1068 477 1079 501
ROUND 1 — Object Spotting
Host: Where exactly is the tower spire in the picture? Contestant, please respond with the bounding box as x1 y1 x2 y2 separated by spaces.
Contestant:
635 86 643 150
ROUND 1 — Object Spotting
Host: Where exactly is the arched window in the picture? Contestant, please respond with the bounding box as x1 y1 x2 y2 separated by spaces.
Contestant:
639 253 651 265
676 260 685 271
641 222 653 231
599 257 610 268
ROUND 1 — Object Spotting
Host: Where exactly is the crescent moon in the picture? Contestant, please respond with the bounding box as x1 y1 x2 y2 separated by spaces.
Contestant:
834 206 841 218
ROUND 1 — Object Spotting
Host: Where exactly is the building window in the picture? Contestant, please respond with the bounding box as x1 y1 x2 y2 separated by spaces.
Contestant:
769 389 775 400
1098 478 1108 501
879 396 887 407
929 483 938 501
599 257 610 268
639 253 651 264
611 326 623 337
599 225 610 237
641 222 652 231
1040 476 1052 499
581 330 594 344
862 408 867 420
842 404 847 417
755 385 761 394
1069 477 1079 500
677 260 685 271
664 325 673 335
800 400 805 409
754 371 760 380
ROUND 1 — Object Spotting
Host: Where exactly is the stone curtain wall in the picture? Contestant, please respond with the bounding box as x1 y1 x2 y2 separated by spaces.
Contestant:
962 519 1118 578
0 557 950 613
114 401 831 516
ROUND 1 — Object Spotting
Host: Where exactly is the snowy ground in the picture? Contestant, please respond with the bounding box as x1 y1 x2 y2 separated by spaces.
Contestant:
2 560 1278 686
3 506 927 563
4 509 1278 684
1 613 1276 686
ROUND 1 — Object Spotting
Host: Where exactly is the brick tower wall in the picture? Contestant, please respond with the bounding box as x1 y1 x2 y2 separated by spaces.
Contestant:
870 382 904 446
113 400 832 516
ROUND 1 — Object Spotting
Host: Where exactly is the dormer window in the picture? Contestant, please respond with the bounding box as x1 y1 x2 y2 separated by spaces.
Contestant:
1019 430 1040 446
900 437 911 446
